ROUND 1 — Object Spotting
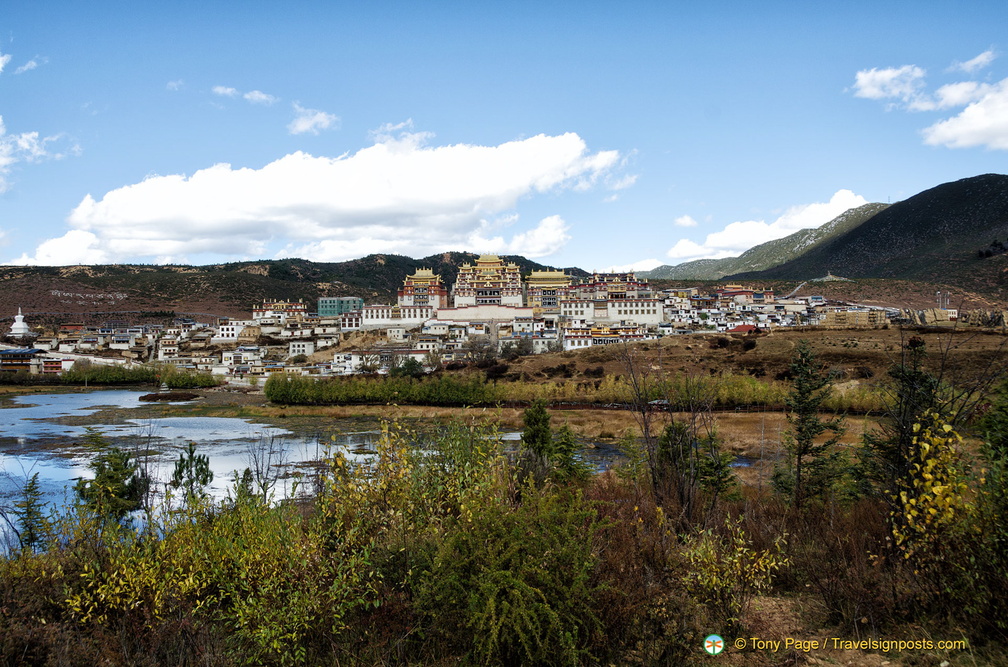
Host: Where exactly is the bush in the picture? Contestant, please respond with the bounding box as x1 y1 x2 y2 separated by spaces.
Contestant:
158 365 222 389
585 474 705 664
684 516 788 631
415 487 601 666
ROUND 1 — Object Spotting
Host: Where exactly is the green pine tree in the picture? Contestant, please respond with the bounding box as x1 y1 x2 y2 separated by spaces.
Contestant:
12 472 50 554
170 441 214 506
773 340 845 508
74 428 149 522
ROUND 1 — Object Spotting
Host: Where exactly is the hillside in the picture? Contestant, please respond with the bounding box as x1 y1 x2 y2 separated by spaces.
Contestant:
642 202 889 280
730 174 1008 297
0 254 588 327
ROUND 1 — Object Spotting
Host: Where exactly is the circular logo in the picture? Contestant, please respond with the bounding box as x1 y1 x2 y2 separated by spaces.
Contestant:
704 634 725 655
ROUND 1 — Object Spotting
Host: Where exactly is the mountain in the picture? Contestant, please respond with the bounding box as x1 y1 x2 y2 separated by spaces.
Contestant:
641 203 889 280
728 174 1008 292
0 254 589 325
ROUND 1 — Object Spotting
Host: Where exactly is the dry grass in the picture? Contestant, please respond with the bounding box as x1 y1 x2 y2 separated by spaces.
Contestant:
503 326 1007 388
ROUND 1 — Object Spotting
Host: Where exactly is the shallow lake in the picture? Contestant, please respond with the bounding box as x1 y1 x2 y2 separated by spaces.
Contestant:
0 390 384 507
0 389 624 527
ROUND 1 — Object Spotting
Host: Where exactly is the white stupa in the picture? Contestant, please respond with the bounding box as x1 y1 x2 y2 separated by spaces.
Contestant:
9 307 33 337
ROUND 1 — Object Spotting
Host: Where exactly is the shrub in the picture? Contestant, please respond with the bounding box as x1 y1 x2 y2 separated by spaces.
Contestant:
415 487 601 666
585 474 705 664
684 516 788 631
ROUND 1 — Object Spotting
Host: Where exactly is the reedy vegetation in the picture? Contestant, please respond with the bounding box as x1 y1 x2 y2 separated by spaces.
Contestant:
264 368 884 413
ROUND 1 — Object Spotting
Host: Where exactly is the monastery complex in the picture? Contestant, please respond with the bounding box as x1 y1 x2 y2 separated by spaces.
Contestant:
2 254 963 378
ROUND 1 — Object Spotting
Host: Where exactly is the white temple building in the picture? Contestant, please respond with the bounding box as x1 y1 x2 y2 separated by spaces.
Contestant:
9 307 34 338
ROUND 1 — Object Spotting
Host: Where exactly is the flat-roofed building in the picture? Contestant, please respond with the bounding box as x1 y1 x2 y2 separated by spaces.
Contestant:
0 348 45 373
212 319 256 345
253 299 308 324
564 272 653 301
361 305 434 329
289 340 316 357
318 296 364 317
434 304 534 322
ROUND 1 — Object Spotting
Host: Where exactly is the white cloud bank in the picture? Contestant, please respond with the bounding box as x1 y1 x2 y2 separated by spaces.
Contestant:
922 79 1008 149
10 130 625 265
664 189 868 264
852 50 1008 150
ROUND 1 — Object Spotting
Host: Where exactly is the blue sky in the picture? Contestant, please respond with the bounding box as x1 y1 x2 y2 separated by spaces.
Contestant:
1 1 1006 272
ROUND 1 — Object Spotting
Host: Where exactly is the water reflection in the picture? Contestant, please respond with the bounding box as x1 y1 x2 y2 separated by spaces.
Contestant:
0 390 146 439
1 389 625 518
0 390 373 508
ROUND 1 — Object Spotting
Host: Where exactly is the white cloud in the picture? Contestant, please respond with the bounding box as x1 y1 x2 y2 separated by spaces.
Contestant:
466 215 572 258
9 230 107 265
852 65 926 105
951 49 996 74
666 238 735 261
166 79 184 91
14 59 38 74
852 64 996 113
13 130 622 264
933 81 993 108
212 85 279 106
601 173 638 202
853 54 1008 150
0 116 71 193
906 80 997 112
288 103 340 135
674 215 698 227
604 258 662 273
922 78 1008 150
244 90 278 105
0 51 11 74
665 189 868 264
609 174 637 190
370 119 420 141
